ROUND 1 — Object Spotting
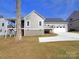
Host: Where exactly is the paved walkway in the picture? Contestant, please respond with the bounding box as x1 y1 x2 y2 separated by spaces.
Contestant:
39 32 79 42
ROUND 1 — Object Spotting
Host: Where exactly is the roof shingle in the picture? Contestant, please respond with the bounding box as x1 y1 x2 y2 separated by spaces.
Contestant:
45 18 66 22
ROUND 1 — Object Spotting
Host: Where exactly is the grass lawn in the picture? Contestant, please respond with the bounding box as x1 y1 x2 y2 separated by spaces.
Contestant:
0 35 79 59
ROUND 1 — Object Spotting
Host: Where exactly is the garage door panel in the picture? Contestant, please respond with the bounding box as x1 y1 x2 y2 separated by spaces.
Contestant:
53 28 66 33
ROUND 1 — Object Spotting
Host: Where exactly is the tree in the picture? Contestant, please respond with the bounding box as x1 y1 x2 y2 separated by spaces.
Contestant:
16 0 22 40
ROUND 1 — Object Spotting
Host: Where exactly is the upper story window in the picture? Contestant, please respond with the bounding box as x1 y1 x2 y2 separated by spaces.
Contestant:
54 26 55 28
27 21 29 26
70 24 72 26
48 25 49 26
51 25 53 28
63 26 65 28
39 21 42 26
0 29 2 32
60 26 62 28
2 23 4 26
70 19 72 21
69 18 73 22
57 26 59 28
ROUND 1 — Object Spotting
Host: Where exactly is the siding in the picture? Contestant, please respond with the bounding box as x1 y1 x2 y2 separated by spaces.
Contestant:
0 18 8 36
24 30 44 36
24 11 44 30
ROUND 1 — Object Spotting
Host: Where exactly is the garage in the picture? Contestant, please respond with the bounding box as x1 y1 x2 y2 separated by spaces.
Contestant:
53 26 67 33
45 18 68 34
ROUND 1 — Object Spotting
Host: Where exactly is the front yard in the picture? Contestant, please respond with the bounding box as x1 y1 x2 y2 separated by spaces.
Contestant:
0 36 79 59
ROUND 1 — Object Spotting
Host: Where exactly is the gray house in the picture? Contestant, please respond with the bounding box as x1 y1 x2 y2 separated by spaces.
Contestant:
67 11 79 31
24 10 68 36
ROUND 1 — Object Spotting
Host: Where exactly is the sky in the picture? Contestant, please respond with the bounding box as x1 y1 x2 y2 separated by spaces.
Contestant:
0 0 79 20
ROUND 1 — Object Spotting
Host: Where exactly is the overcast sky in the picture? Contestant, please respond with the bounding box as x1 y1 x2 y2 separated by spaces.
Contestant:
0 0 79 20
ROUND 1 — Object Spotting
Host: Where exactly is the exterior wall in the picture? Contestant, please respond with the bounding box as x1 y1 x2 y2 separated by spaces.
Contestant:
67 11 79 31
24 11 44 30
68 20 79 31
0 18 8 36
24 11 44 36
24 30 44 36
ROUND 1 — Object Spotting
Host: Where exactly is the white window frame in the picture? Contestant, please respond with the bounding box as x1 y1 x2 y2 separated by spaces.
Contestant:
39 21 42 26
27 21 30 26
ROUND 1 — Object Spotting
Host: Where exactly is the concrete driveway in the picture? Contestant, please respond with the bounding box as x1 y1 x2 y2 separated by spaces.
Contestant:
39 32 79 42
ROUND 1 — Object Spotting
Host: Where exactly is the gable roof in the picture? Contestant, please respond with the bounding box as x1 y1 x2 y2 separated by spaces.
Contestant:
25 10 45 20
71 11 79 18
45 18 66 22
67 11 79 21
33 10 45 19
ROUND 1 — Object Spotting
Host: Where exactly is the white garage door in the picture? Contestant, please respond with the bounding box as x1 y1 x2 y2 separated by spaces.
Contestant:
53 28 66 33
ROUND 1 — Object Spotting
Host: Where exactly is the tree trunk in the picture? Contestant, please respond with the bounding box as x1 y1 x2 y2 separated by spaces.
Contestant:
16 0 22 40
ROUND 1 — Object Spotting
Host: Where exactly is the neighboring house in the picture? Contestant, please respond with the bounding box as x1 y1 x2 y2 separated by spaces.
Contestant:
0 16 8 36
0 17 16 36
67 11 79 31
24 10 68 36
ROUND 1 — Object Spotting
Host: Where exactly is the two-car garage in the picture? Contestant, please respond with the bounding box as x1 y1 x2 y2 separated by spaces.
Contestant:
44 26 67 34
53 27 67 33
44 23 68 34
45 18 68 34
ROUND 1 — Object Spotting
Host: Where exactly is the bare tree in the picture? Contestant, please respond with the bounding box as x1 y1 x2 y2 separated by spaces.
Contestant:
16 0 22 40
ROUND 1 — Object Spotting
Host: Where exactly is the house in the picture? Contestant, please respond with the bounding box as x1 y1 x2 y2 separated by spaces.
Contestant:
24 11 45 36
0 17 16 36
24 10 68 36
67 11 79 31
0 16 8 36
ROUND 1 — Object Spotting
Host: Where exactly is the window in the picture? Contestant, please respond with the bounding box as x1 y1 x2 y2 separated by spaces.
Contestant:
2 23 4 26
57 26 59 28
48 25 49 26
51 25 53 28
63 26 65 28
27 21 29 26
54 26 55 28
70 19 72 21
60 26 62 28
0 29 2 32
39 21 42 26
69 18 73 22
70 24 72 26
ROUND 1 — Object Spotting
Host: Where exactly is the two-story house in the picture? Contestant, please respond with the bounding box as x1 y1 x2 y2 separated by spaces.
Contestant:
0 11 68 36
24 11 68 36
0 16 8 36
67 11 79 31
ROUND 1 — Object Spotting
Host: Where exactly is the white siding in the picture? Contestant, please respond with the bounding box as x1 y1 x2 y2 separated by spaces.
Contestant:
0 18 8 35
24 11 44 30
